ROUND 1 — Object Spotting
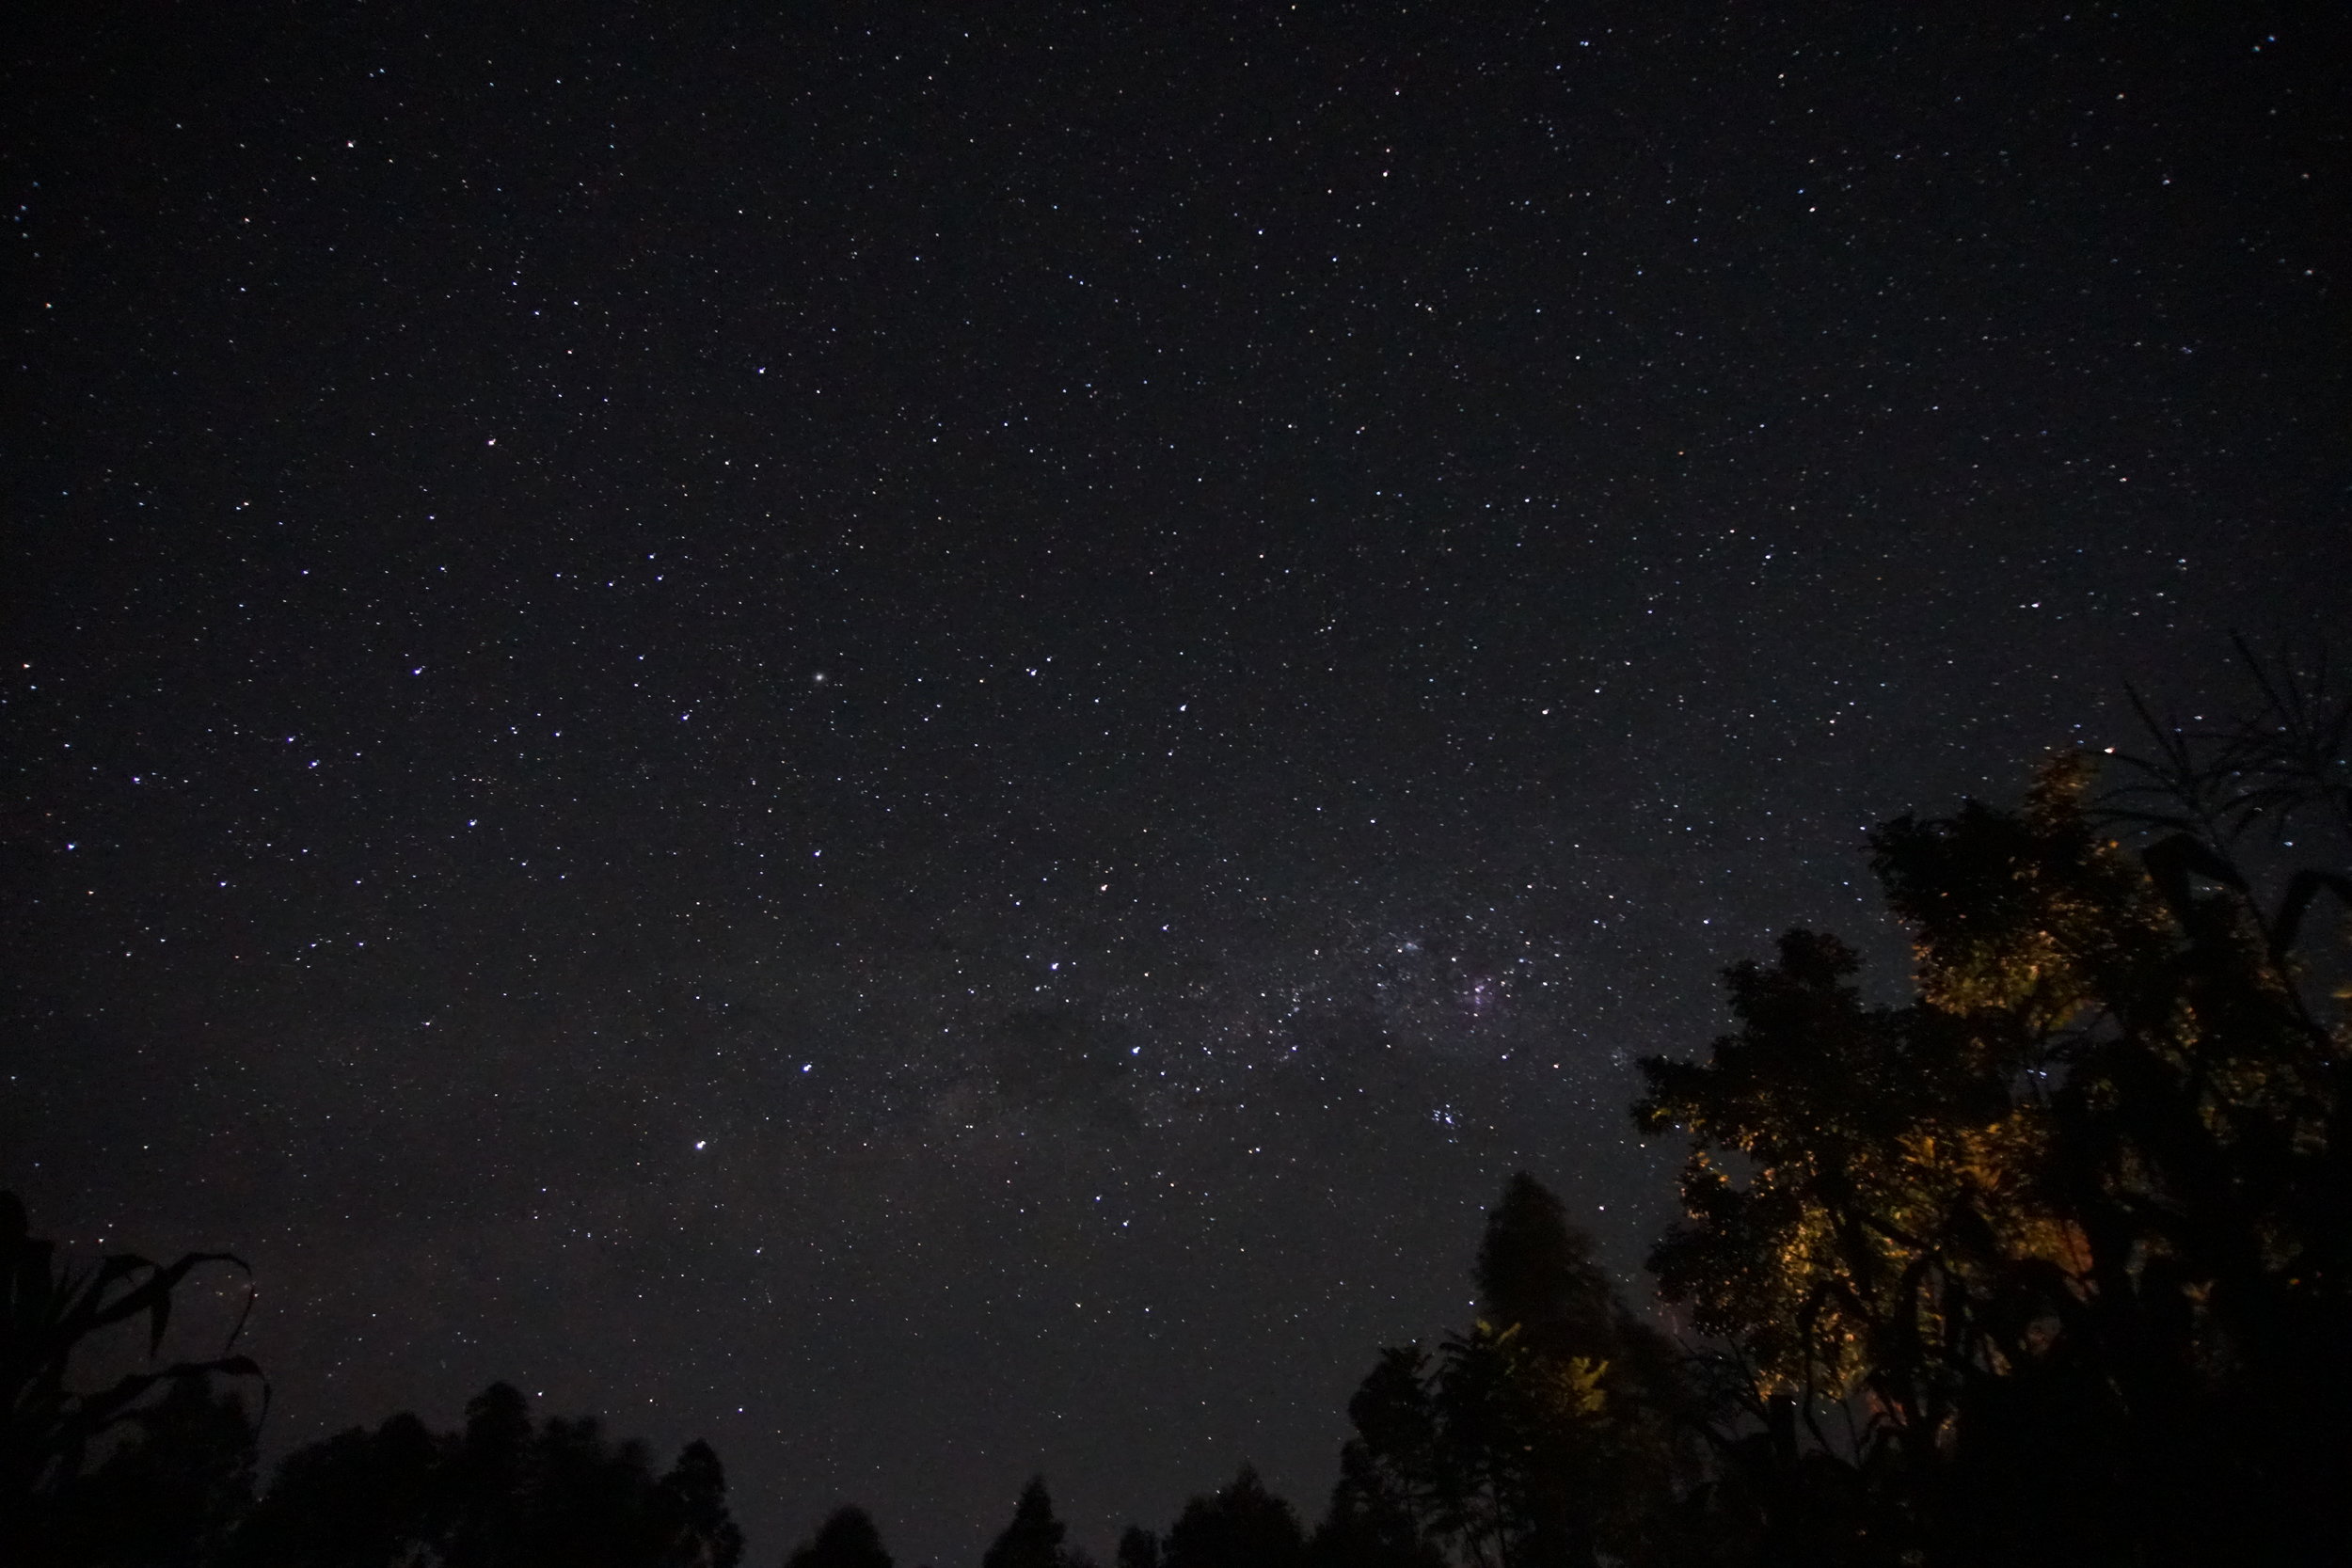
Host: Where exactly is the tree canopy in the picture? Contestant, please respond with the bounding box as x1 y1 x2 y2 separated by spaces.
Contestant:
1630 662 2351 1563
985 1477 1071 1568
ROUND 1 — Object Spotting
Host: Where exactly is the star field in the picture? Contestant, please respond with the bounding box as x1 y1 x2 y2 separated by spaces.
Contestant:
4 5 2344 1563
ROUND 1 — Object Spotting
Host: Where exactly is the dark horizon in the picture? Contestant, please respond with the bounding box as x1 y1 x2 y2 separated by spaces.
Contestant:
5 4 2344 1562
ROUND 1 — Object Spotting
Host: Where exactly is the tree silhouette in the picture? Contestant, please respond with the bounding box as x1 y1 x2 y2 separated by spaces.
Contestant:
233 1409 445 1567
1115 1525 1160 1568
1325 1176 1685 1568
1165 1465 1303 1568
449 1381 532 1568
39 1372 258 1566
234 1382 743 1568
1476 1176 1617 1354
654 1441 747 1568
1308 1430 1443 1568
984 1477 1068 1568
1633 652 2352 1565
787 1506 895 1568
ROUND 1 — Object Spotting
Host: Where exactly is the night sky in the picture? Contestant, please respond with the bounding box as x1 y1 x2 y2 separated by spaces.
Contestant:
5 4 2345 1563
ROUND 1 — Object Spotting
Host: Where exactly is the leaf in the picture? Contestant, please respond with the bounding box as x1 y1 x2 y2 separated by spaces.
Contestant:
2140 832 2246 919
2273 868 2352 958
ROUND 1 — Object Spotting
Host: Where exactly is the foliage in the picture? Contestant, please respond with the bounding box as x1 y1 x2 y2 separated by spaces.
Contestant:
1632 649 2352 1564
33 1373 261 1566
787 1506 894 1568
985 1477 1072 1568
1320 1175 1687 1568
1 1190 264 1565
1165 1465 1306 1568
233 1381 744 1568
1116 1524 1161 1568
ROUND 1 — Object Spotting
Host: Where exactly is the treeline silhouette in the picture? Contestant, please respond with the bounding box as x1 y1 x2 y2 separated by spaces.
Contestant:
8 649 2347 1566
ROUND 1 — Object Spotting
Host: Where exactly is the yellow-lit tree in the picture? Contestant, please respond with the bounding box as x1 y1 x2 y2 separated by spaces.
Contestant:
1636 650 2352 1566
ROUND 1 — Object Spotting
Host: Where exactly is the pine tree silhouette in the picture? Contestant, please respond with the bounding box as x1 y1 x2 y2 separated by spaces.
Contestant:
1165 1465 1302 1568
1115 1525 1159 1568
984 1477 1067 1568
655 1440 745 1568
